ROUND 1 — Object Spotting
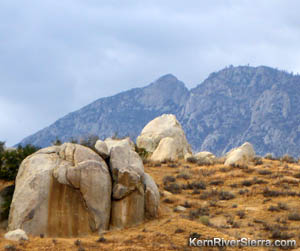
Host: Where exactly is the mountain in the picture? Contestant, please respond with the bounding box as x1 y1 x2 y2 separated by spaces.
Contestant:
18 66 300 157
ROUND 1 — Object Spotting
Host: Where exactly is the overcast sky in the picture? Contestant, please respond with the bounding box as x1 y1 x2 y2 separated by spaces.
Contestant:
1 0 300 146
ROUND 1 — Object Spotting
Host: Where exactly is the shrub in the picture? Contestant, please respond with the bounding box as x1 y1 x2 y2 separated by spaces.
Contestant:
241 180 253 187
262 188 281 197
258 169 272 175
186 156 197 163
293 173 300 179
163 176 176 184
189 207 210 220
219 191 235 200
281 154 296 164
176 173 191 180
135 145 150 162
199 216 210 226
0 143 40 181
0 185 15 220
197 158 213 166
209 180 224 186
164 183 182 194
253 156 263 165
288 212 300 221
277 202 289 210
236 210 246 219
268 205 280 212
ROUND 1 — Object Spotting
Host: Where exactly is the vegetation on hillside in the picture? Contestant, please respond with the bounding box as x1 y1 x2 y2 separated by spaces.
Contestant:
0 141 40 181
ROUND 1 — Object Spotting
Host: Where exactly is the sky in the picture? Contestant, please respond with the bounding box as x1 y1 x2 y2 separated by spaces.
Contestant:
1 0 300 146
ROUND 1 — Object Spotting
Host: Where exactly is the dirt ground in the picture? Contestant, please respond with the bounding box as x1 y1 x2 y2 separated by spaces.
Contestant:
0 158 300 251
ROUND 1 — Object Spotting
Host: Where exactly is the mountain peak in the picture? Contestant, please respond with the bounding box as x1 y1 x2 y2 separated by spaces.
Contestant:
156 74 178 83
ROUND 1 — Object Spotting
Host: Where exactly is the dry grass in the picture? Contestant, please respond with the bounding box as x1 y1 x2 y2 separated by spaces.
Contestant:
0 158 300 250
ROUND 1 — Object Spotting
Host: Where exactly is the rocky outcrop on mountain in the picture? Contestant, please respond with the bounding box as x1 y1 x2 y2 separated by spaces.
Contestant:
137 114 192 162
224 142 255 166
18 66 300 157
8 142 159 237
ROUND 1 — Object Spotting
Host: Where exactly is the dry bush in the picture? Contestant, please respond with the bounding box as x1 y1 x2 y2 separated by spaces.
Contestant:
281 154 296 163
163 175 176 184
164 183 182 194
209 180 224 186
186 156 197 163
258 169 272 175
253 156 263 165
288 212 300 221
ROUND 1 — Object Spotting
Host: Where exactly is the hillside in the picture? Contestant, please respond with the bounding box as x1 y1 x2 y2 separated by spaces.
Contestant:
1 158 300 250
18 65 300 157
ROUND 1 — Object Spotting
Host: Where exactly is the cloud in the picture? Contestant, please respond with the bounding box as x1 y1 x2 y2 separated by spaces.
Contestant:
1 0 300 145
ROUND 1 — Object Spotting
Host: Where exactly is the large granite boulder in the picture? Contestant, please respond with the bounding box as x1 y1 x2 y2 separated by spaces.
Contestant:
8 141 160 237
136 114 191 162
8 143 112 237
224 142 255 166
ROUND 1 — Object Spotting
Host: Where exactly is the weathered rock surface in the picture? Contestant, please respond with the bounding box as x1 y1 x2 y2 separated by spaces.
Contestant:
8 142 159 236
150 137 177 162
137 114 191 161
224 142 255 166
109 145 145 229
105 137 135 154
5 229 28 241
19 66 300 157
8 143 112 237
94 140 109 159
143 173 160 218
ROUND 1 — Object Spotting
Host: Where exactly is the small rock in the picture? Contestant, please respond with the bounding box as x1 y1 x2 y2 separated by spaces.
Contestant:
4 229 28 241
174 206 186 212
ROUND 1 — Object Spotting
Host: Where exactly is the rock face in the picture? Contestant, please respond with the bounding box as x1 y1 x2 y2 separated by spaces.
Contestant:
224 142 255 166
94 140 109 159
8 142 159 237
8 143 112 237
137 114 191 162
5 229 28 241
104 137 135 154
18 66 300 157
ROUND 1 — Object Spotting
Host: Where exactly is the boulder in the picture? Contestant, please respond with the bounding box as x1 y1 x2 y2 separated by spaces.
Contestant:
194 151 216 165
94 140 109 159
8 143 112 237
5 229 28 241
143 173 160 218
137 114 191 161
224 142 255 166
109 145 145 229
195 151 216 160
104 137 135 154
8 141 160 236
150 137 177 162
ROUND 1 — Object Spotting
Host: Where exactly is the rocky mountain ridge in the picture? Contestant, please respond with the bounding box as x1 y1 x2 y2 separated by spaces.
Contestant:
18 65 300 157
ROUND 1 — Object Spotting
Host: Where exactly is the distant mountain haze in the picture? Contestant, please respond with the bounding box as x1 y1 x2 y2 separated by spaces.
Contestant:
18 66 300 157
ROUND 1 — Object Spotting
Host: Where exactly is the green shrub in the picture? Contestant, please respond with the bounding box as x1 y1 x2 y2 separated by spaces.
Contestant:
0 185 15 220
0 142 39 181
135 145 149 162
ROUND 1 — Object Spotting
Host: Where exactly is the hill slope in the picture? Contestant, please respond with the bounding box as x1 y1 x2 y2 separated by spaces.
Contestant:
18 66 300 157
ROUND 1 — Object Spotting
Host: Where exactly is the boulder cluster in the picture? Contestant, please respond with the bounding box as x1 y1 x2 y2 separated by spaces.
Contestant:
8 139 159 237
7 113 258 239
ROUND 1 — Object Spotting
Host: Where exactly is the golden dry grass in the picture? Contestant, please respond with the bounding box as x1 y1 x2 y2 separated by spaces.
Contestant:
0 158 300 250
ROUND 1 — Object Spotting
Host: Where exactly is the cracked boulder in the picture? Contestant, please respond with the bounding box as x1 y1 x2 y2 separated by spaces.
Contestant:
109 145 145 229
8 143 112 237
136 114 192 162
